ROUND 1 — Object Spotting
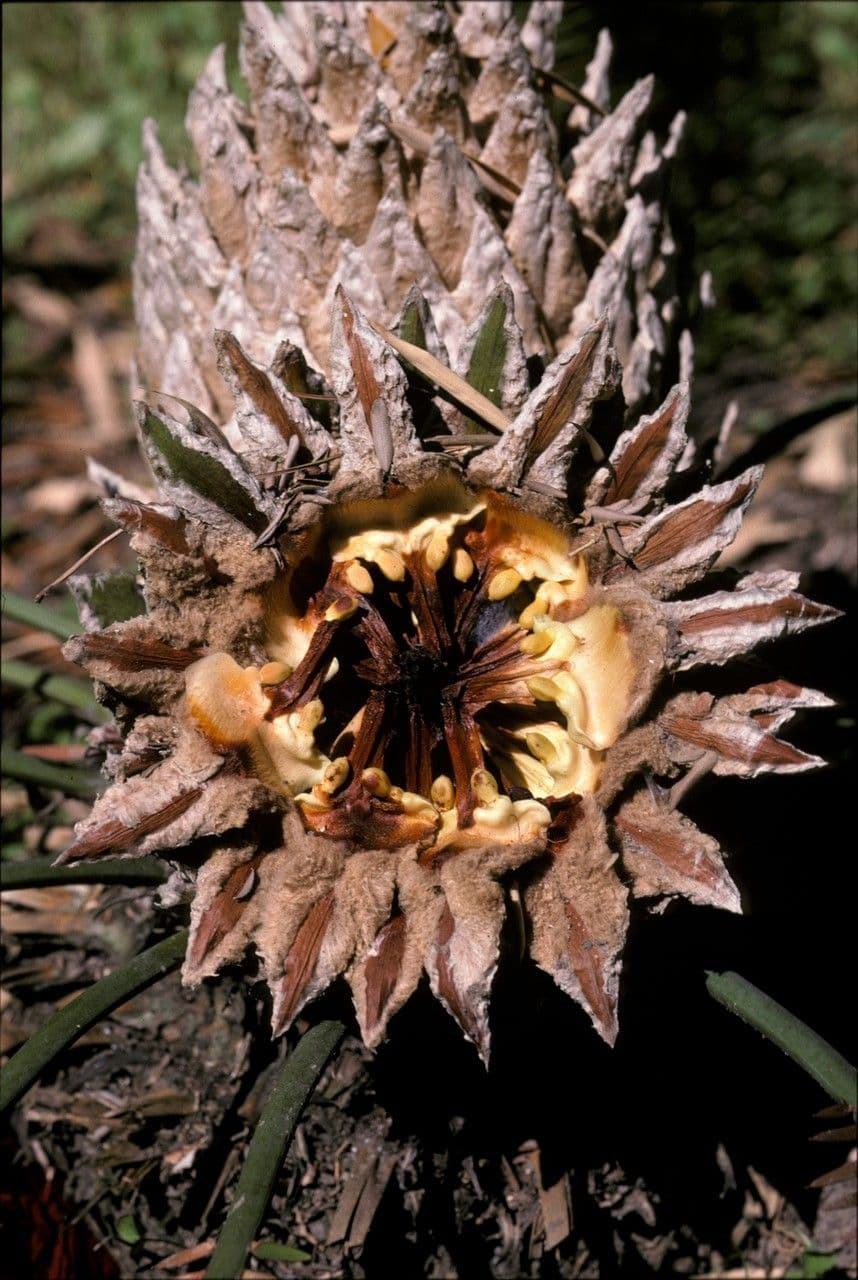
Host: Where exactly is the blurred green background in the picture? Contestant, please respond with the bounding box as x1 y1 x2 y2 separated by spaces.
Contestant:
3 0 857 380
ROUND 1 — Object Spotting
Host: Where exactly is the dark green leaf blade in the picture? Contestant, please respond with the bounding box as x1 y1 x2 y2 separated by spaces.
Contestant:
205 1021 346 1280
461 293 508 434
138 405 268 534
706 970 857 1108
0 930 189 1114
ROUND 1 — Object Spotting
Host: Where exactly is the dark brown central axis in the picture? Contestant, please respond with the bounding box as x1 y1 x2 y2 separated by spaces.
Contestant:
267 545 558 826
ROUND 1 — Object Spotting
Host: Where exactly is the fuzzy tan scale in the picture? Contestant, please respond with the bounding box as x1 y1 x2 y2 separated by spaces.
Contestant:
614 790 741 914
659 683 833 779
430 840 544 1060
60 728 275 866
350 854 446 1048
526 798 628 1044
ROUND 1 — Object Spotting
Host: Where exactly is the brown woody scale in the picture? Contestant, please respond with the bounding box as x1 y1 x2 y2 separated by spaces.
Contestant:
57 3 839 1060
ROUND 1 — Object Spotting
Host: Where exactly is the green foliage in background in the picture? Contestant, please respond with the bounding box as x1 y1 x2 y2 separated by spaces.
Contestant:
553 0 858 380
679 0 857 379
2 1 240 258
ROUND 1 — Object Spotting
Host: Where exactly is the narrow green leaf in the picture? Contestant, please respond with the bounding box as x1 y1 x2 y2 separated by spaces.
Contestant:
0 746 100 798
205 1021 346 1280
0 930 189 1114
140 408 267 534
788 1251 841 1278
1 591 78 640
116 1214 141 1246
73 570 146 627
706 971 857 1108
1 855 167 890
252 1240 313 1263
395 298 428 351
2 659 109 722
460 293 509 436
466 294 508 408
276 345 333 429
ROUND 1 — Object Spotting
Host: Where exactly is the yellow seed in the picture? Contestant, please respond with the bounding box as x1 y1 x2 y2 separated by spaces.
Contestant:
518 597 548 629
361 767 391 797
452 548 475 582
527 676 562 703
471 768 499 805
426 534 449 573
388 785 404 804
325 595 359 622
345 561 374 594
430 775 455 811
376 550 406 582
298 698 324 733
321 756 350 795
259 660 292 685
487 568 522 601
520 630 553 656
526 732 558 765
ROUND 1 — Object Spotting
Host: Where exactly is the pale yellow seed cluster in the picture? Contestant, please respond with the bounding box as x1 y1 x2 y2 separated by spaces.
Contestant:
487 597 636 801
184 653 330 796
331 504 485 579
184 493 636 844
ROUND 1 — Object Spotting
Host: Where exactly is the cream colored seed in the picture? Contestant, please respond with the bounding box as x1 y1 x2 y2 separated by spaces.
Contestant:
298 698 324 733
526 732 558 765
452 548 474 582
325 595 359 622
430 775 455 811
520 631 552 656
376 550 406 582
345 561 374 594
488 568 522 601
361 767 391 797
527 676 562 703
259 660 292 685
388 785 404 804
321 756 350 795
518 597 548 629
426 534 449 573
471 768 499 805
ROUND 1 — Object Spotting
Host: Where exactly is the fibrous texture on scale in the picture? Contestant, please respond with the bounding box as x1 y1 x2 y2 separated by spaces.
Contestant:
62 1 838 1062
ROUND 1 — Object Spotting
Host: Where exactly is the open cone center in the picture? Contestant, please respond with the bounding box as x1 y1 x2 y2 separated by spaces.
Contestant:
184 484 638 854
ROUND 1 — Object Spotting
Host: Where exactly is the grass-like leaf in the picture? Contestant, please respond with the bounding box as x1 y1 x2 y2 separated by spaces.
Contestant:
2 658 108 722
395 297 428 351
72 569 146 626
1 591 79 640
466 294 508 405
205 1020 346 1280
1 745 100 797
0 929 189 1114
251 1240 312 1263
0 855 167 890
139 407 268 534
706 970 857 1108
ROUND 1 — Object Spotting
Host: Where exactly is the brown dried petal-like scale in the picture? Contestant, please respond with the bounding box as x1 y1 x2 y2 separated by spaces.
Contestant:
60 3 838 1063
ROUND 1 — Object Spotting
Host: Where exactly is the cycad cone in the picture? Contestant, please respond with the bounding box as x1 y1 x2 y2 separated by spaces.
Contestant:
61 2 837 1062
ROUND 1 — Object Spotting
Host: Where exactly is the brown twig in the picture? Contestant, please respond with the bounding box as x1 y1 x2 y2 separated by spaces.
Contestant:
34 527 125 601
